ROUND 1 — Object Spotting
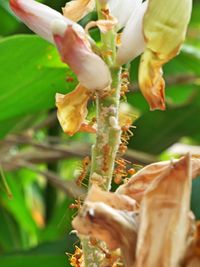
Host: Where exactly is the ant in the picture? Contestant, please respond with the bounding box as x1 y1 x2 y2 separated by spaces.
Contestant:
66 246 83 267
102 144 110 173
76 156 90 186
114 158 130 184
120 70 130 97
89 238 122 267
69 199 82 210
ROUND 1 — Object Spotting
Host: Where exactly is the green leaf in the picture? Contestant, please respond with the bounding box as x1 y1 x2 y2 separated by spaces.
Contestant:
129 97 200 155
0 35 76 138
0 172 39 247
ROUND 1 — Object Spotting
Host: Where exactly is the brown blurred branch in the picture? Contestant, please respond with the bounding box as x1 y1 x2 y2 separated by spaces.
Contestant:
14 160 85 198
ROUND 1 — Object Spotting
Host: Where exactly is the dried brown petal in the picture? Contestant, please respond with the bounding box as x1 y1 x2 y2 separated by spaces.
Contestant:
56 84 91 136
117 157 200 203
62 0 95 22
135 155 192 267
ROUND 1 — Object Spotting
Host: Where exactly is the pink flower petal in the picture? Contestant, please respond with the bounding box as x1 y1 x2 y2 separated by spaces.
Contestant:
10 0 83 43
52 21 111 91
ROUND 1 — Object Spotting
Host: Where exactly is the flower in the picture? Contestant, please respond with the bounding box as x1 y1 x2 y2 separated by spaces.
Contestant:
138 0 192 110
10 0 83 44
116 0 148 65
10 0 111 135
109 0 192 110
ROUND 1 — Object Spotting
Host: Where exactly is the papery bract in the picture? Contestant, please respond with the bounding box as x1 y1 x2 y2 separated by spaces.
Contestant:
117 157 200 203
139 0 192 110
52 22 111 91
10 0 83 44
136 155 192 267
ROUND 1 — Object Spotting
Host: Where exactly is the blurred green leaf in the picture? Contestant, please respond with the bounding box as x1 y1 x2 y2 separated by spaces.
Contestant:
0 237 76 267
129 97 200 155
0 35 76 138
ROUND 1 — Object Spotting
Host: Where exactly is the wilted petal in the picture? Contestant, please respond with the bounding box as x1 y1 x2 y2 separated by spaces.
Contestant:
52 21 111 91
136 155 192 267
62 0 95 22
73 201 139 267
56 84 91 136
116 1 148 65
139 0 192 110
9 0 83 43
117 157 200 203
107 0 142 29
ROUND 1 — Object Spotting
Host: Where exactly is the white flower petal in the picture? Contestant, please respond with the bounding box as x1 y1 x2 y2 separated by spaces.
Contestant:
52 22 111 91
116 1 148 65
108 0 142 29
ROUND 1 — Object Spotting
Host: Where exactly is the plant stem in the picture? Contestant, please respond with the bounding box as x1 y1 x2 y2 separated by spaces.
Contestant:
82 67 122 267
81 2 122 266
89 67 121 190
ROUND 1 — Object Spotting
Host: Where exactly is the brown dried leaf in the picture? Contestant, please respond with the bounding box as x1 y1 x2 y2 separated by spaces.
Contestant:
135 155 192 267
117 157 200 203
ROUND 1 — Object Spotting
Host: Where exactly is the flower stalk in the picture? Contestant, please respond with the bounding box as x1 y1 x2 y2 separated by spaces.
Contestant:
81 1 122 265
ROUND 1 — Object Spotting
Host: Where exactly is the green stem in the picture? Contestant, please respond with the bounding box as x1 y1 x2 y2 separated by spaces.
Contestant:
89 67 121 190
81 2 122 266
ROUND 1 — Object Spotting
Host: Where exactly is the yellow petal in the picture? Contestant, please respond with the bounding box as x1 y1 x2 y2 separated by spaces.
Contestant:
56 84 91 136
62 0 95 22
136 154 192 267
139 0 192 110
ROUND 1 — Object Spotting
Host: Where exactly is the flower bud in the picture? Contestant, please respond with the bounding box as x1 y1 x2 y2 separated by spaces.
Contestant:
10 0 83 43
52 22 111 91
139 0 192 110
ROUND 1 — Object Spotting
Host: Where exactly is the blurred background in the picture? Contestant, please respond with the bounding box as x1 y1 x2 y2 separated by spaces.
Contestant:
0 0 200 266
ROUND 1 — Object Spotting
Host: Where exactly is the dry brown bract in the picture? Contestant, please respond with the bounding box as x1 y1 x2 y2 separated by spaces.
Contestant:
73 155 200 267
117 157 200 203
135 155 191 267
73 186 139 267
